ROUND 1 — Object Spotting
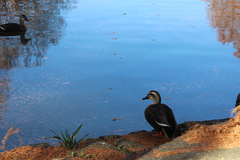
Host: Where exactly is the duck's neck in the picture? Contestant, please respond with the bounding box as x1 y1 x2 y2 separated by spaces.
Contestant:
151 97 161 105
20 19 25 26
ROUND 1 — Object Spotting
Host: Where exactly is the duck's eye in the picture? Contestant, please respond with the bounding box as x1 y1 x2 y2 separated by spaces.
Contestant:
147 94 153 98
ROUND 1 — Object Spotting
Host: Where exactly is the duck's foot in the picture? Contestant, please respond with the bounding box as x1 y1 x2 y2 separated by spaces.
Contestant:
153 131 163 137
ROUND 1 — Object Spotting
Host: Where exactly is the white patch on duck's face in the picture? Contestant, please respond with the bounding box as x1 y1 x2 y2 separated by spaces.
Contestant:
149 91 160 104
20 17 26 22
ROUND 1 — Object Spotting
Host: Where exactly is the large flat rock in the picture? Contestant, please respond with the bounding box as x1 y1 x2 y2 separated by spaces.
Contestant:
138 137 240 160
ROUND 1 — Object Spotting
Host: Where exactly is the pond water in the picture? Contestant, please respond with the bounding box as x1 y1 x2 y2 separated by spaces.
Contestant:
0 0 240 150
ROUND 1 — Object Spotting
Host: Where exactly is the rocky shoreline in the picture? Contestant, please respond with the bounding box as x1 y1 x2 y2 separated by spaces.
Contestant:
1 117 239 160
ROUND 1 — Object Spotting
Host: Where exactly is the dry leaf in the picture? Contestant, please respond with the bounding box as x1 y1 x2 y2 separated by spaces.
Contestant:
112 117 121 121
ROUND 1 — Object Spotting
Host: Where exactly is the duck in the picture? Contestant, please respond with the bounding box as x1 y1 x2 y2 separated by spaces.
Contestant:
0 15 29 34
236 93 240 107
142 90 177 139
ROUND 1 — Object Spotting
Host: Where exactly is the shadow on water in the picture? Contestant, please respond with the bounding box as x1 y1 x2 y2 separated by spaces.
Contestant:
205 0 240 58
0 0 76 127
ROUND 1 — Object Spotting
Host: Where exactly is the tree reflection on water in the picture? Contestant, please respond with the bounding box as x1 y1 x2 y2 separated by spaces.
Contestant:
0 75 9 122
0 0 76 69
205 0 240 58
0 0 76 121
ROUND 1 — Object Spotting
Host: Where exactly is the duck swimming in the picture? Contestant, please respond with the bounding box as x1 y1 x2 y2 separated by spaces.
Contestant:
0 15 29 34
236 93 240 107
142 90 177 139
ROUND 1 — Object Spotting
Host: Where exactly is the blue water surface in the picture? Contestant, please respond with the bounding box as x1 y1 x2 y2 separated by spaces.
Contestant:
0 0 239 150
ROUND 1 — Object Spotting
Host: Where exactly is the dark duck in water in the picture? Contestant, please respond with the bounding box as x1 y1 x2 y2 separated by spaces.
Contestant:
142 90 177 139
236 93 240 107
0 15 29 35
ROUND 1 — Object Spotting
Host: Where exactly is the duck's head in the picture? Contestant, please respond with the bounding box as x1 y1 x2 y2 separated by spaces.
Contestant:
142 90 161 104
20 15 29 22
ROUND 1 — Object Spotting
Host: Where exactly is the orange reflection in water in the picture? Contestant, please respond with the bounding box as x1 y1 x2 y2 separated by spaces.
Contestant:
0 77 9 122
205 0 240 58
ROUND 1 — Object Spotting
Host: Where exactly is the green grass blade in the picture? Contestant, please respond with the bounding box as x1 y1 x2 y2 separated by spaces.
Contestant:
45 136 62 140
65 129 71 142
77 133 89 145
72 124 82 140
50 129 61 137
60 131 67 144
45 130 65 144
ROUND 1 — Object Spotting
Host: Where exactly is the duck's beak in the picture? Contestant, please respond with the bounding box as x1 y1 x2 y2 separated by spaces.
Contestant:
141 95 149 100
25 17 29 21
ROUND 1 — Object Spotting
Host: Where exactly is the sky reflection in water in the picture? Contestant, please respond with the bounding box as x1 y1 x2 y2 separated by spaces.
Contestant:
0 0 240 150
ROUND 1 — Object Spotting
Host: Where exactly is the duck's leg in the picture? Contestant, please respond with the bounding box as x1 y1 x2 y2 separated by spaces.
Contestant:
152 131 163 137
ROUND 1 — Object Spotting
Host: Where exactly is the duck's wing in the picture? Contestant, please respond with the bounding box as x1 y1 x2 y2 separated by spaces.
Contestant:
150 105 173 129
164 104 177 129
162 105 177 138
153 104 177 138
0 26 6 31
0 24 12 31
162 125 175 138
0 23 21 32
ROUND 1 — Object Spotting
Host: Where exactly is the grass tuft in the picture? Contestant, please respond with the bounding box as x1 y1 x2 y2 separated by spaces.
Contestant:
46 124 89 155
